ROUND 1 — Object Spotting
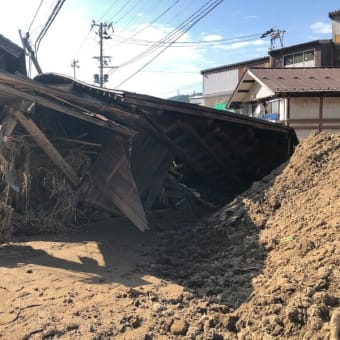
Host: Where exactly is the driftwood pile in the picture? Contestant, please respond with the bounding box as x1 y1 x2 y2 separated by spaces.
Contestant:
0 124 109 240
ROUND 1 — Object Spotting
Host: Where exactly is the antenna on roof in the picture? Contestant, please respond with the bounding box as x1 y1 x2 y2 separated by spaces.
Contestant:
261 28 286 50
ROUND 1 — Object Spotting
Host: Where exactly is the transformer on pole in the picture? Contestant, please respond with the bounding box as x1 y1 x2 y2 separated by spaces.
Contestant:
92 21 114 88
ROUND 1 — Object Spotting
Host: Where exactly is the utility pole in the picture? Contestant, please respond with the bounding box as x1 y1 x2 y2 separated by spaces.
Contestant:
260 28 286 50
92 21 114 88
71 59 80 79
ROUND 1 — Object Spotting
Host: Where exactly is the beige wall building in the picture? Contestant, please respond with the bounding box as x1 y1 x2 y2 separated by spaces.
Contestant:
228 67 340 139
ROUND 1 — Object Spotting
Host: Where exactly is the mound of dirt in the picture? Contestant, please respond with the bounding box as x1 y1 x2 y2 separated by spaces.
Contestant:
0 132 338 340
144 132 340 339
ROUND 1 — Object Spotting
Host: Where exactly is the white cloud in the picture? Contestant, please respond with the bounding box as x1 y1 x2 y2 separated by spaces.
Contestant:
310 21 332 34
216 39 266 50
0 0 209 98
202 34 223 41
245 15 259 19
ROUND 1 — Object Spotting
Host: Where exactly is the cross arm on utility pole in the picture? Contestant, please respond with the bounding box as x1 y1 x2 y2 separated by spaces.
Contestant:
91 21 114 88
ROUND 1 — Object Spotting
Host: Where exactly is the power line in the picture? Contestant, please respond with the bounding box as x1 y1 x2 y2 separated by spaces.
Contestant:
107 32 263 47
112 0 140 25
110 0 181 49
112 0 164 30
73 28 93 58
27 0 45 33
114 0 223 88
116 0 223 70
108 0 134 22
34 0 66 53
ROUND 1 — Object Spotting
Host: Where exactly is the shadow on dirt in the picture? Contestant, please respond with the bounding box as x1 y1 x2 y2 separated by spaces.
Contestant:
143 207 267 310
0 201 266 310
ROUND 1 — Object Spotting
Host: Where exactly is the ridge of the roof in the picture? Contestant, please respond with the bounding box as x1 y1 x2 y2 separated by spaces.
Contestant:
200 56 269 74
269 39 332 55
0 34 24 58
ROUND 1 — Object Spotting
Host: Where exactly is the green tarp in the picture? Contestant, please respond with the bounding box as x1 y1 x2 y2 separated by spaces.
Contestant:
213 101 226 110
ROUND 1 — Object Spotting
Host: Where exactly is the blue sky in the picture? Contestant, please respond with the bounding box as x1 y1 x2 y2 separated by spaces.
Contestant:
0 0 339 97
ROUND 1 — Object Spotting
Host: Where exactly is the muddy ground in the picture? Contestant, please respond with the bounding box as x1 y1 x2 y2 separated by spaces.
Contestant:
0 131 339 339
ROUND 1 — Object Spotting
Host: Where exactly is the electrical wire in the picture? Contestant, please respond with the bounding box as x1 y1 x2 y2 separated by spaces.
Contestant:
110 0 181 49
114 0 165 31
108 0 134 22
112 0 140 25
116 0 223 70
34 0 66 53
107 32 263 47
73 28 94 58
97 0 119 21
114 0 223 88
27 0 45 33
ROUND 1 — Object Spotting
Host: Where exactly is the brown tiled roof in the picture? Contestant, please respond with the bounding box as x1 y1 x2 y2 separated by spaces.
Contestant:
329 10 340 19
249 67 340 93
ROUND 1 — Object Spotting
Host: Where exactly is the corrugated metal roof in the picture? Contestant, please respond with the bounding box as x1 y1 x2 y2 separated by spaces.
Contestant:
249 67 340 93
269 39 332 55
201 56 269 74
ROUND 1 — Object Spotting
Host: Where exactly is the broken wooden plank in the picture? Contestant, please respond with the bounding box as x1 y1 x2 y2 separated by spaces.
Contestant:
0 72 140 121
79 137 148 232
131 134 174 205
119 91 295 134
10 108 80 187
0 81 137 137
52 137 102 148
143 150 174 210
0 114 17 138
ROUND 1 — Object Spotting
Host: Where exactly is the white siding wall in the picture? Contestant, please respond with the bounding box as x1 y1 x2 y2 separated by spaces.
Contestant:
290 98 319 119
203 69 238 95
324 97 340 118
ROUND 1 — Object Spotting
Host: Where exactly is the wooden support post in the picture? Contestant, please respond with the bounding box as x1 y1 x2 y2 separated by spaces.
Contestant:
11 109 80 187
319 96 324 132
0 115 17 138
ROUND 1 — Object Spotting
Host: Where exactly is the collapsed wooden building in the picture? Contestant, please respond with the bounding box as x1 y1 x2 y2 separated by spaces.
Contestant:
0 36 298 238
0 71 298 237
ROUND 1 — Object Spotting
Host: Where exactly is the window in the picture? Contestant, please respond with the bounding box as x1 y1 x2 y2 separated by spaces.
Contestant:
283 49 315 67
284 55 293 66
304 50 314 61
294 52 303 63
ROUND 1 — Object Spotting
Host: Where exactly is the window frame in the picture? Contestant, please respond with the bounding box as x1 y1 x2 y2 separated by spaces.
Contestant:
282 49 315 67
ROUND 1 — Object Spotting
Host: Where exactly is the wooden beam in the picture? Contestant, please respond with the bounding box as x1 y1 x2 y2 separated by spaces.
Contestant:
135 110 208 179
0 114 17 138
79 137 148 232
11 108 80 187
121 93 295 134
163 120 182 134
319 96 323 132
143 151 174 209
0 82 136 137
0 72 139 124
202 127 221 143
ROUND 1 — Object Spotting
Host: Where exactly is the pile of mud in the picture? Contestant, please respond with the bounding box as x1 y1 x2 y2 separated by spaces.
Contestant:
0 132 338 340
144 132 339 339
